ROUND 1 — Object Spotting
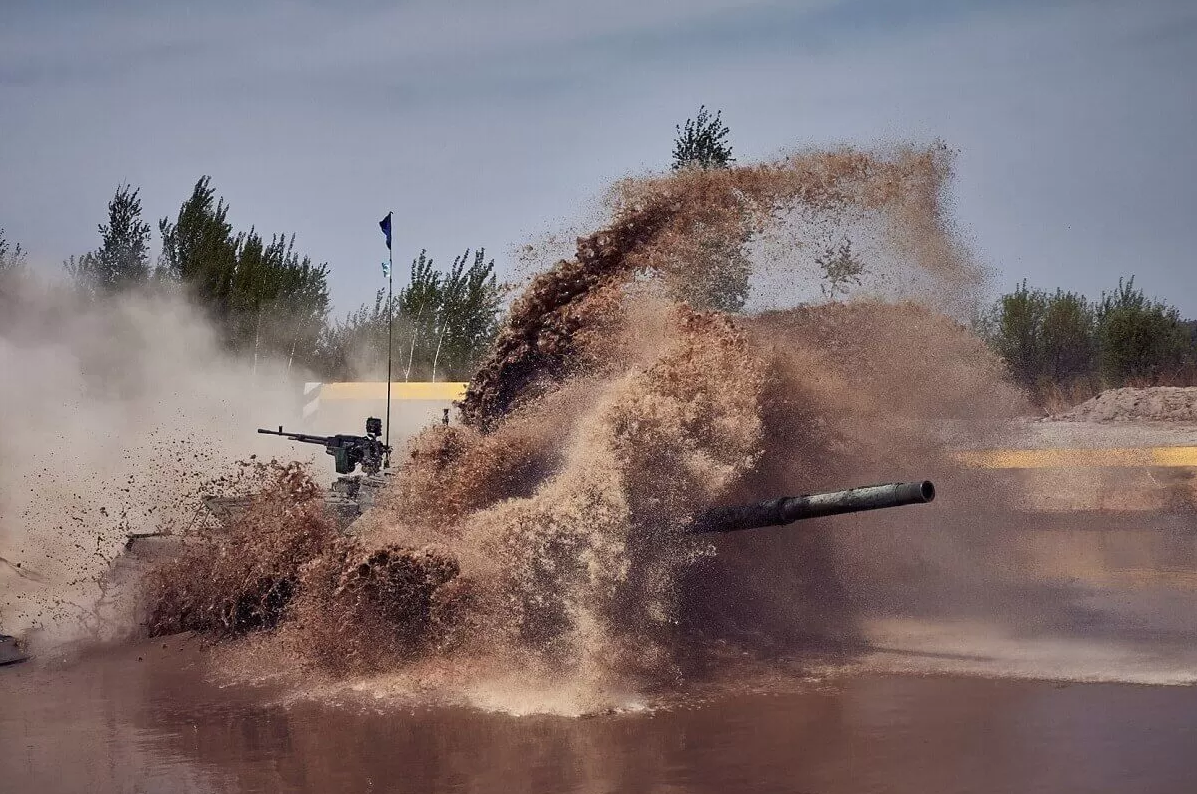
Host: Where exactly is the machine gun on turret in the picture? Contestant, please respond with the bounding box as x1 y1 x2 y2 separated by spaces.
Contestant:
257 417 391 475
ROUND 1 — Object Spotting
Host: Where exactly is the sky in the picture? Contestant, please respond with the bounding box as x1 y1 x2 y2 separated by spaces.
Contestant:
2 0 1195 315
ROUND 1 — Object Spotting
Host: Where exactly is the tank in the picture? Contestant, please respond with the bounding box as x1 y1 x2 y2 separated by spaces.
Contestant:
125 416 936 547
198 472 390 532
200 417 395 531
113 461 936 649
198 478 936 537
118 419 396 578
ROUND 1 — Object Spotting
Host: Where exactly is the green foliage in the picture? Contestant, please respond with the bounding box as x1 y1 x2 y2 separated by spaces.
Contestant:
319 249 501 382
668 107 750 310
816 239 866 300
0 227 26 274
1096 277 1189 384
397 250 444 379
157 176 330 371
986 276 1192 400
672 106 734 171
17 176 502 382
988 281 1045 388
1041 289 1097 384
158 177 239 317
65 185 152 297
228 230 330 369
432 249 503 379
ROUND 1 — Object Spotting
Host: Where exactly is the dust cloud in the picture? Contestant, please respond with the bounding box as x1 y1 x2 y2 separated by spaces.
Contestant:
0 274 300 652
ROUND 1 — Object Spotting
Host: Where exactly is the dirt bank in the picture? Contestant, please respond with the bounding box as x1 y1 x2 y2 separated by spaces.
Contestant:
1051 387 1197 423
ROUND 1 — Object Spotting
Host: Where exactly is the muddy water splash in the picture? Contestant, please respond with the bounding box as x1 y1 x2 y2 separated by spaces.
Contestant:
0 281 300 652
149 145 1021 708
460 143 979 428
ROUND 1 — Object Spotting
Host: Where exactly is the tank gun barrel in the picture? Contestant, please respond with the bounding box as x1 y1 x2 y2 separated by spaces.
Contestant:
691 480 934 534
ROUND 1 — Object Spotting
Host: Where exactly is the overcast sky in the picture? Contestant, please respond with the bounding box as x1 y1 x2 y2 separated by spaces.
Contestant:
3 0 1195 314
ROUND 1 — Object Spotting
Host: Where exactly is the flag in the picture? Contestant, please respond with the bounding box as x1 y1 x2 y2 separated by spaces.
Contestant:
381 260 390 278
379 212 392 250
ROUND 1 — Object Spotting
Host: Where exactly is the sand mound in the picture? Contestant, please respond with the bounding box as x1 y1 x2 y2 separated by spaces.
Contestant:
1051 387 1197 423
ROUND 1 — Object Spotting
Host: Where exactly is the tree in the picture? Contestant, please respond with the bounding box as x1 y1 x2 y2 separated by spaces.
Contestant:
64 185 152 297
316 248 503 382
1040 289 1096 385
398 250 444 380
987 283 1098 392
672 106 735 170
985 277 1195 402
430 249 502 379
229 230 330 373
157 177 330 372
0 227 25 277
668 107 749 310
816 238 866 300
64 186 152 298
988 280 1048 390
1096 276 1189 384
157 176 239 320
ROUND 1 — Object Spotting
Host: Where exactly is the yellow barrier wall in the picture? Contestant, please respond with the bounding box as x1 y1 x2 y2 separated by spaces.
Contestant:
957 447 1197 469
317 382 469 402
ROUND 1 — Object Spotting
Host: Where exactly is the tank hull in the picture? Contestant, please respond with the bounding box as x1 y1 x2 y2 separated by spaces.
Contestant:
0 634 27 666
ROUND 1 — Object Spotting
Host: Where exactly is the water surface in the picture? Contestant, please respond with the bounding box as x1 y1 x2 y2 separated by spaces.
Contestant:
3 638 1196 793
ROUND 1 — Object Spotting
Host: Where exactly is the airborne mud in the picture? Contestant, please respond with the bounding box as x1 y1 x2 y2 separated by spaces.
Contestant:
130 146 1050 712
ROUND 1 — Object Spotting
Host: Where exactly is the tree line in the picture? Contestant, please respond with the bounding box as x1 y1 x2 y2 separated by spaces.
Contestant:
22 109 1182 407
981 278 1197 405
5 108 739 378
317 248 503 381
2 179 503 382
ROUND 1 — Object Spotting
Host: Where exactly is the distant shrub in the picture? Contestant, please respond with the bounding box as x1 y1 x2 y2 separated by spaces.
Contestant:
1096 277 1190 385
986 281 1098 395
985 276 1195 406
988 280 1047 390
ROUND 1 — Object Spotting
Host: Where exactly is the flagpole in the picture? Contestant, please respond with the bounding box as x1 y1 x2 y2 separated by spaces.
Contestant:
384 212 394 469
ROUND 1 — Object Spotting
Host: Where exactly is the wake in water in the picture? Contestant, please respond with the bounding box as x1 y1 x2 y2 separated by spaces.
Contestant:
140 145 1059 710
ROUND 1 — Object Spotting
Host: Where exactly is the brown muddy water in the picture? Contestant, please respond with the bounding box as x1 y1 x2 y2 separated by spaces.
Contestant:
3 637 1197 794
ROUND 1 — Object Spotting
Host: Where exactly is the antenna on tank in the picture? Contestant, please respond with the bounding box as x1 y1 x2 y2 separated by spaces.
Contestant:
384 225 394 469
380 210 395 470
